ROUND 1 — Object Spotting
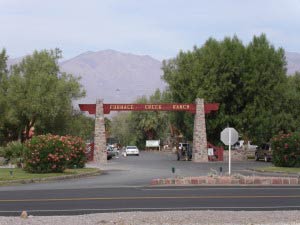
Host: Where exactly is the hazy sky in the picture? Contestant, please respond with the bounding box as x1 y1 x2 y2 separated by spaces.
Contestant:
1 0 299 60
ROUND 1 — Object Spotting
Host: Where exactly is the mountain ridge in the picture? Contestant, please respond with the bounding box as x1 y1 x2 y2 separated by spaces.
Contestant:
59 49 165 104
286 52 300 75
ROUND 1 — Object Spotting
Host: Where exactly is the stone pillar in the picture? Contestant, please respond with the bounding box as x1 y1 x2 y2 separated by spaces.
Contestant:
94 99 107 163
192 98 208 162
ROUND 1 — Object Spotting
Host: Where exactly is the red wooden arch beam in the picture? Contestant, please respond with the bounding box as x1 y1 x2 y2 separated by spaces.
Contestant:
79 103 219 115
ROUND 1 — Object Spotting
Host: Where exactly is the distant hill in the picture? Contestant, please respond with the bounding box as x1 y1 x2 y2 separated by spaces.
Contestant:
60 50 165 104
6 56 23 68
6 50 300 106
286 52 300 75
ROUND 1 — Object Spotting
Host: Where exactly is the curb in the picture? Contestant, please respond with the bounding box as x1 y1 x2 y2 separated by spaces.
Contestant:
151 175 300 186
250 168 300 176
0 169 102 186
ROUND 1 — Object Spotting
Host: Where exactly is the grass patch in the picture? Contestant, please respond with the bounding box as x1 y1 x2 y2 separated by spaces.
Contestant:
256 166 300 173
247 155 255 160
0 168 100 182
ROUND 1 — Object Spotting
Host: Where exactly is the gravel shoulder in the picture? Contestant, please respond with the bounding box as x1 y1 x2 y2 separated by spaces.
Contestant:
1 211 300 225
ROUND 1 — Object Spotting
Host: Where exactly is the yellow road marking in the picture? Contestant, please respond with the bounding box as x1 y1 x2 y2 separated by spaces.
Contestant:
0 195 300 202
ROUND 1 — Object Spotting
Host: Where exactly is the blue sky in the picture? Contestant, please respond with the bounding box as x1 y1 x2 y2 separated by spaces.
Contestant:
1 0 300 60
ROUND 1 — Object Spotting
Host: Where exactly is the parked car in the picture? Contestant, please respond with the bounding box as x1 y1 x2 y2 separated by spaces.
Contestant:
125 146 139 156
255 143 272 162
232 140 258 150
106 146 114 160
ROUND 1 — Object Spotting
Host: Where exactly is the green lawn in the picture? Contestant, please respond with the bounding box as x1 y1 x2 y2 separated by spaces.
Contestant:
256 166 300 173
0 168 100 182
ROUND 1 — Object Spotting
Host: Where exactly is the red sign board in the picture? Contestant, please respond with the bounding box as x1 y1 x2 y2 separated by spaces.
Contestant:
104 103 197 114
79 104 96 114
79 103 219 115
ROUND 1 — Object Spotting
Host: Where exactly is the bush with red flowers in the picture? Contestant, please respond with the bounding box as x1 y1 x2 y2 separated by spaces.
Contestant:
62 135 87 169
24 134 87 173
271 132 300 167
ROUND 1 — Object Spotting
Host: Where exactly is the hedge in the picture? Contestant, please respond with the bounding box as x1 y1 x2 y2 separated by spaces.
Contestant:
271 132 300 167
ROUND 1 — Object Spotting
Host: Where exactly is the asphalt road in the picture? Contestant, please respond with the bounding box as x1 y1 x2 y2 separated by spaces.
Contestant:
0 151 299 216
0 186 300 216
0 151 277 191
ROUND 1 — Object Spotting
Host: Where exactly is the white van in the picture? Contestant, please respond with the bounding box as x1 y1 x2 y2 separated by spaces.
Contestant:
232 140 257 150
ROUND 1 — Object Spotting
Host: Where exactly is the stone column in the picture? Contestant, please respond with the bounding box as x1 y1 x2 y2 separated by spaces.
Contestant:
192 98 208 162
94 99 107 163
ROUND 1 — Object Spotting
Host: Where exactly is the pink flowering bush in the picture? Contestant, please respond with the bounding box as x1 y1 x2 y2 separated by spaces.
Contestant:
24 134 87 173
62 135 86 169
271 132 300 167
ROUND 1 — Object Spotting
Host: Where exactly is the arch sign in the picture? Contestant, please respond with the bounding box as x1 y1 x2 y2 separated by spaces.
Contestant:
79 103 219 114
79 98 219 164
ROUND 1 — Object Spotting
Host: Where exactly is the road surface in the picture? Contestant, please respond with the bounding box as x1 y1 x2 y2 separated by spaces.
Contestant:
0 186 300 216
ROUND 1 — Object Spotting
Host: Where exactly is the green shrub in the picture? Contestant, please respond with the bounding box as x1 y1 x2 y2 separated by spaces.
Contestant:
0 141 25 166
24 134 87 173
271 132 300 167
63 135 87 169
0 147 5 157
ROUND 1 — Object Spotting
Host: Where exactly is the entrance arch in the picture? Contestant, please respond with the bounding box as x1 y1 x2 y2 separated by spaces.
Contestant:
79 98 219 163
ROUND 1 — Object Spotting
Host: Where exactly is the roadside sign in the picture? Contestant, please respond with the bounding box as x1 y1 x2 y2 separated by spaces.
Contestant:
220 127 239 176
146 140 160 147
208 148 214 156
221 127 238 146
146 140 160 151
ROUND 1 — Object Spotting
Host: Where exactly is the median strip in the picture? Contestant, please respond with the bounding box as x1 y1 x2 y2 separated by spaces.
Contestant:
151 175 300 186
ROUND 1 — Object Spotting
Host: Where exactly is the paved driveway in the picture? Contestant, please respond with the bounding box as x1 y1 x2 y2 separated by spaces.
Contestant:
0 151 272 191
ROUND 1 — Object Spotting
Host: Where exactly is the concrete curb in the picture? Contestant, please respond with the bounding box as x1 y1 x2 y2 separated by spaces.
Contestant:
151 175 300 186
0 169 102 186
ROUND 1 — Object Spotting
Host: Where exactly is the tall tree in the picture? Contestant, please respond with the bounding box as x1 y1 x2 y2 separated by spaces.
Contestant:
240 34 287 143
64 110 95 140
0 49 15 144
111 112 139 146
0 49 8 119
278 72 300 132
6 49 85 141
162 34 288 144
111 89 169 148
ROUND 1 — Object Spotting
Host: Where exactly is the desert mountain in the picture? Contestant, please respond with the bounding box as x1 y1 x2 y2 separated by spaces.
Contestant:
286 52 300 75
60 50 165 104
6 56 23 68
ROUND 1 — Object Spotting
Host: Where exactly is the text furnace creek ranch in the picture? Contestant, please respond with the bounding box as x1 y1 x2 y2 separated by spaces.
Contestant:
79 103 219 114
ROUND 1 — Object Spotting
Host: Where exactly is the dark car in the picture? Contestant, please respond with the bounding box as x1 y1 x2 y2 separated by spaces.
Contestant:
255 143 272 162
106 146 114 160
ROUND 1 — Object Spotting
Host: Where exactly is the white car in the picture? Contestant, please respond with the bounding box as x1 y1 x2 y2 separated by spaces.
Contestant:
125 146 139 156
